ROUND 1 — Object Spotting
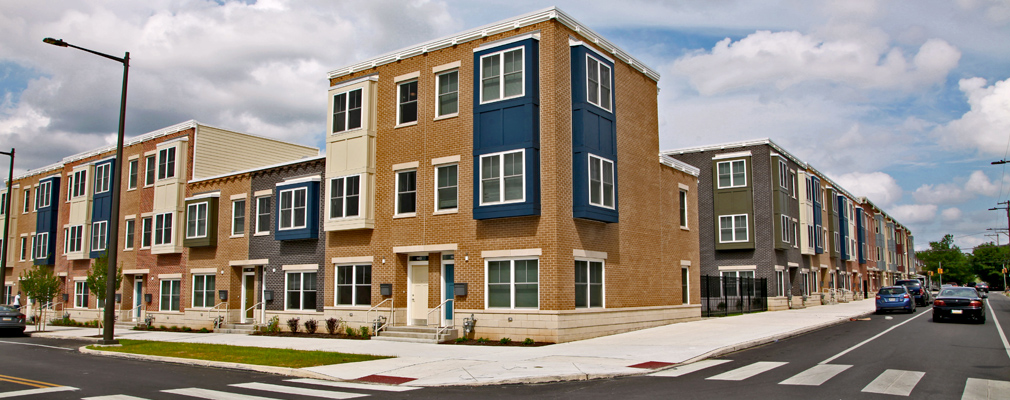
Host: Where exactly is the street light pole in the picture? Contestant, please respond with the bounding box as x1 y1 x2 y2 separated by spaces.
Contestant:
0 149 14 300
43 38 128 346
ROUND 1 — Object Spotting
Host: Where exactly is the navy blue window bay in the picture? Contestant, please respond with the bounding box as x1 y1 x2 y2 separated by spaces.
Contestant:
472 38 540 220
571 45 618 223
90 159 114 259
35 175 61 265
274 180 319 241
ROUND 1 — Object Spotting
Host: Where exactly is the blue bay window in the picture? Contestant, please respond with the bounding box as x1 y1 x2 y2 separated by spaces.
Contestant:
571 44 618 223
275 177 320 241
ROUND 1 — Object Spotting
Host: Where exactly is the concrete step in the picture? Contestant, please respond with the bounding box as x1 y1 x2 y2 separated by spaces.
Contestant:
375 326 457 343
216 323 255 334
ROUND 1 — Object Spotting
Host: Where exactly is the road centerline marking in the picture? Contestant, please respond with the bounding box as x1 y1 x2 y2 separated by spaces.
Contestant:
0 340 75 351
820 310 929 365
706 361 787 381
0 373 60 388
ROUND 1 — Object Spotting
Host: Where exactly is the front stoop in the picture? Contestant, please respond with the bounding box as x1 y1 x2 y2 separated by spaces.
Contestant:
372 326 458 344
216 323 256 335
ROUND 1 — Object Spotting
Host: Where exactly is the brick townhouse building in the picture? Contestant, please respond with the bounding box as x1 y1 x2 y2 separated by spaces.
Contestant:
663 139 916 310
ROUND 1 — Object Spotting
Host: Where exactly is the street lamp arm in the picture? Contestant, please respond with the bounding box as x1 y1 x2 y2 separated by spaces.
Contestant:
42 38 127 64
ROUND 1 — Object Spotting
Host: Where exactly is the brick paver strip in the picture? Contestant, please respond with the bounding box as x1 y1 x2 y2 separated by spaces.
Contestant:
354 375 417 385
628 361 676 369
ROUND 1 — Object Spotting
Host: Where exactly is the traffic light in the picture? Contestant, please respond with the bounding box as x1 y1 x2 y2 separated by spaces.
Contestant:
938 268 943 274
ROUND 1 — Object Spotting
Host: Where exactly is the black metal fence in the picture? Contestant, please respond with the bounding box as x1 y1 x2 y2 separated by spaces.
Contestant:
700 275 768 317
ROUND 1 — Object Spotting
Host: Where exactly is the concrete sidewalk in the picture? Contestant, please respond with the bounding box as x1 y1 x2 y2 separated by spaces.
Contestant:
30 300 875 387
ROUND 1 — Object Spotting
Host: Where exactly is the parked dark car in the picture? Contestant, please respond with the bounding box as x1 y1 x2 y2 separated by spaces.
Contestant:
896 279 931 306
0 305 26 335
933 287 985 324
876 286 915 314
977 283 989 297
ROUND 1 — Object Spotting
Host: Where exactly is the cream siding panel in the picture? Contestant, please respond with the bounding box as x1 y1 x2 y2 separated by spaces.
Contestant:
797 171 814 255
191 126 319 180
324 79 377 232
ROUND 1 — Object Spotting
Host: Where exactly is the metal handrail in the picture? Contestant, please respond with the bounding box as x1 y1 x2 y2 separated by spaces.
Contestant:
243 301 263 325
210 301 228 329
366 298 394 336
426 298 454 340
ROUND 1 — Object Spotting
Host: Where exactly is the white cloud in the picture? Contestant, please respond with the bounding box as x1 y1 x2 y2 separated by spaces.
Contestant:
941 207 963 222
832 171 903 207
936 77 1010 157
671 30 959 95
888 204 938 224
911 170 1002 204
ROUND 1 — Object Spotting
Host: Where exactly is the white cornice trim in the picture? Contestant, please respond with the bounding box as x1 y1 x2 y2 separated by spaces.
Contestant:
659 155 700 177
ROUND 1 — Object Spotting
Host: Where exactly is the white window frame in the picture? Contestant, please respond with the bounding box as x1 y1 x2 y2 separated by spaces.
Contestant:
33 232 48 260
719 214 749 243
331 88 363 134
191 274 216 308
328 175 361 220
141 217 152 249
479 46 525 104
128 159 139 190
154 212 174 246
32 186 38 212
776 270 786 297
22 189 29 213
585 54 612 112
186 202 208 239
232 199 246 237
781 215 790 244
94 163 111 194
436 70 459 117
679 189 688 229
682 266 690 304
160 279 180 312
28 234 34 260
74 281 89 309
479 149 525 206
285 271 318 311
588 154 615 209
68 225 83 253
435 164 458 212
255 196 270 234
37 181 51 209
124 219 135 250
144 155 156 187
334 264 372 307
778 160 789 189
18 237 26 261
157 147 176 180
395 170 417 217
91 221 107 253
278 187 308 230
485 258 539 309
716 160 746 189
71 170 87 199
397 79 418 126
574 259 605 309
789 170 797 198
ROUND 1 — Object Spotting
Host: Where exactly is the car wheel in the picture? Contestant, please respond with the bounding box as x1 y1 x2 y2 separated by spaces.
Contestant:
933 315 943 323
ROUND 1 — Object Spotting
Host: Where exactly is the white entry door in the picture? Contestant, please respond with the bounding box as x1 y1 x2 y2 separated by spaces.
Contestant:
132 279 143 322
409 264 429 326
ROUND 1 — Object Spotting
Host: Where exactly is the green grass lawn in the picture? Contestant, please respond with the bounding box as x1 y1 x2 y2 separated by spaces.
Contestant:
89 339 389 368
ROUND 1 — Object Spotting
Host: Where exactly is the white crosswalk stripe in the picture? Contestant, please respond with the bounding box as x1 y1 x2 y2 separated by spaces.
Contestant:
779 364 852 386
649 359 733 377
961 378 1010 400
82 395 150 400
0 386 77 399
861 369 925 396
706 361 788 381
286 378 421 392
229 382 368 399
163 387 282 400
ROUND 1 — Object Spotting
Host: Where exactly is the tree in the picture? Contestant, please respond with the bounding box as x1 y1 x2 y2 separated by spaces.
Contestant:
970 242 1008 290
916 234 974 285
86 252 123 330
19 265 61 331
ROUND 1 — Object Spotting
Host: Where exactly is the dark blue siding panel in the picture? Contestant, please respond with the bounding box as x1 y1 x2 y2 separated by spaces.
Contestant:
856 208 866 264
35 176 60 265
838 196 848 260
274 181 320 241
478 111 503 149
812 176 823 254
571 45 618 223
90 160 115 259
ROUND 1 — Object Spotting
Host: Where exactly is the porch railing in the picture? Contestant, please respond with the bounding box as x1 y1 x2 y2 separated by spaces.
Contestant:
366 298 394 336
426 298 454 341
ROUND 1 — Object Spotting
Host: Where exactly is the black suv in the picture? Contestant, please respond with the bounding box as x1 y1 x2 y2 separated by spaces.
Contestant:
896 279 931 306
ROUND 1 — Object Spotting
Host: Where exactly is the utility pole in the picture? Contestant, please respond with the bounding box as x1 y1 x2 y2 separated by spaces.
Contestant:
986 233 1001 246
990 202 1010 247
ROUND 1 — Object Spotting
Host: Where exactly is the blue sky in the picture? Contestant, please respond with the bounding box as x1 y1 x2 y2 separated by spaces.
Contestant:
1 0 1009 251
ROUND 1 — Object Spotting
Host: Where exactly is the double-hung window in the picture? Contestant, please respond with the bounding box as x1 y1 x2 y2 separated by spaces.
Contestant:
186 203 208 239
124 219 135 250
0 193 6 214
588 154 614 208
487 259 538 309
141 217 152 248
679 190 688 228
778 160 789 189
33 232 48 260
37 181 51 208
480 47 523 103
436 165 457 211
94 163 111 194
232 200 245 236
157 147 176 180
781 215 790 244
335 264 371 306
144 156 156 186
160 279 180 311
286 271 317 310
154 212 173 246
329 175 360 219
255 197 270 234
278 188 307 230
332 88 362 134
574 260 603 308
128 159 139 189
91 221 107 252
22 189 29 213
776 270 786 297
18 237 26 261
717 160 746 188
74 281 89 308
32 186 38 211
72 170 87 198
397 80 418 125
67 225 83 253
436 70 458 117
586 55 612 111
395 170 416 215
480 150 523 205
719 214 749 243
192 275 216 308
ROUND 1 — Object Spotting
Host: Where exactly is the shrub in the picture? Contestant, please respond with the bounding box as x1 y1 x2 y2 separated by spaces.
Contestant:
265 316 280 334
160 325 168 331
182 327 192 332
287 318 300 333
499 337 512 345
346 326 356 337
522 338 534 345
359 326 370 337
304 319 318 334
170 326 179 332
476 337 489 344
325 318 341 335
455 337 467 343
199 328 210 333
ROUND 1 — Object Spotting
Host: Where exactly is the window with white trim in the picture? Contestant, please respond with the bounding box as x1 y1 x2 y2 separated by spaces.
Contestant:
395 170 416 215
436 70 458 117
574 260 603 308
717 160 746 188
94 163 111 194
232 199 245 236
128 159 138 190
144 155 156 186
398 80 418 125
487 258 538 309
286 271 317 310
589 154 614 208
141 217 152 248
255 197 270 234
776 270 785 297
0 192 6 214
720 270 756 297
67 225 83 253
335 264 371 306
32 186 38 211
33 232 48 260
480 149 524 205
436 165 457 211
91 221 107 252
37 181 51 208
72 170 87 199
679 190 688 228
332 88 362 134
74 281 89 308
278 188 307 230
719 214 749 243
22 189 29 213
186 202 208 239
682 267 690 304
154 212 173 246
586 55 612 111
124 219 135 250
801 271 810 296
778 160 789 189
789 171 797 198
28 235 34 260
157 147 176 180
480 47 524 103
18 237 26 261
192 274 216 308
781 215 790 244
834 231 840 252
329 175 360 219
160 279 180 311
